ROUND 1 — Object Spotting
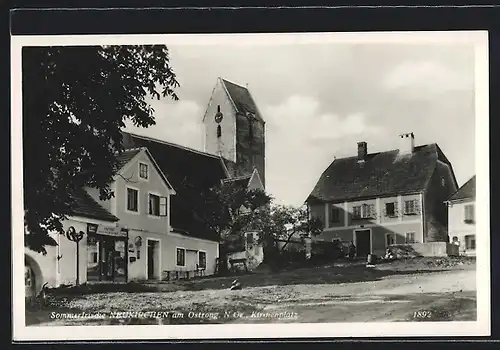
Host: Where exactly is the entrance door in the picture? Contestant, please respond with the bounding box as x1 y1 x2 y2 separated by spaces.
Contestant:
147 240 157 280
100 239 115 281
355 230 371 257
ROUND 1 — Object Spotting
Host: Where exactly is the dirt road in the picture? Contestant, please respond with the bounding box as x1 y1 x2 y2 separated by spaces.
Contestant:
29 267 476 325
232 269 476 323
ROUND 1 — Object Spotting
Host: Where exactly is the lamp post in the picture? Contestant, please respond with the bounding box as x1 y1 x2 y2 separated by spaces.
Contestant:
66 226 85 285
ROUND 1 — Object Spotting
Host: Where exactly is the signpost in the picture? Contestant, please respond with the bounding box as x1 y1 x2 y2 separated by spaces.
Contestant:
66 226 84 285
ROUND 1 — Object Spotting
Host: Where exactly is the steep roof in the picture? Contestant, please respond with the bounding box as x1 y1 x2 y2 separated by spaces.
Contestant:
115 147 175 192
221 174 252 189
115 148 141 171
70 188 119 222
307 143 448 203
221 78 264 123
121 132 230 242
448 175 476 202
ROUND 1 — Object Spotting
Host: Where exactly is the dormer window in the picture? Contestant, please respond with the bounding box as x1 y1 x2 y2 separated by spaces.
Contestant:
217 125 222 138
139 162 148 180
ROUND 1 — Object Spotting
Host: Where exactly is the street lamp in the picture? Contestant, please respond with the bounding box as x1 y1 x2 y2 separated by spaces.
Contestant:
66 226 84 285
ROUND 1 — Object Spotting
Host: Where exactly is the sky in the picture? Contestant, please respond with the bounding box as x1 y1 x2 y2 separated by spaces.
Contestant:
124 36 477 207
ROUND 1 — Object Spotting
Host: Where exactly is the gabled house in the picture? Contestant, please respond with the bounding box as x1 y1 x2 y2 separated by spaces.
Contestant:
445 175 476 256
306 133 459 257
87 146 222 281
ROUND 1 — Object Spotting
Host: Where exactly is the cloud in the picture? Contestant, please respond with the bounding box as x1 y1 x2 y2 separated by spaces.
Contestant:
265 95 384 142
263 95 384 206
124 99 204 150
382 60 473 99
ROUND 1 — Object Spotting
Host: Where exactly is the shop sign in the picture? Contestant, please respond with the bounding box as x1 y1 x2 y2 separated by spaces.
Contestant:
87 223 128 237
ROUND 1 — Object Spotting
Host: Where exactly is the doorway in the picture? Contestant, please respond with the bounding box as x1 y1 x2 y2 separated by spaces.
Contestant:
100 239 116 281
147 239 160 280
354 229 371 257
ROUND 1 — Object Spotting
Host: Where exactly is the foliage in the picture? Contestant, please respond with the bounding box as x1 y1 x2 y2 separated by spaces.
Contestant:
243 205 324 251
22 45 180 253
197 180 273 241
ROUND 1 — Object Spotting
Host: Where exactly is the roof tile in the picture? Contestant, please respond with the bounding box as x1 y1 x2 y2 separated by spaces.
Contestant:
222 79 264 123
448 175 476 201
70 188 119 222
307 144 442 203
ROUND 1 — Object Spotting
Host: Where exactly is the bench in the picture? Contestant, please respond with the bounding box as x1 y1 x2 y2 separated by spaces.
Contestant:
161 267 206 281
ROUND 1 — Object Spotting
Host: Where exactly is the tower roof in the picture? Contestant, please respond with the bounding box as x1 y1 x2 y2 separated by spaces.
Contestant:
220 78 265 123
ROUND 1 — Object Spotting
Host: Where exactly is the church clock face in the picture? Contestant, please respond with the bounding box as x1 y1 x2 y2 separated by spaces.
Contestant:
215 111 223 124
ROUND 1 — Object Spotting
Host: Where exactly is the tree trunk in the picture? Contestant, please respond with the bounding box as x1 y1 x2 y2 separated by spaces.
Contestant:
279 230 298 252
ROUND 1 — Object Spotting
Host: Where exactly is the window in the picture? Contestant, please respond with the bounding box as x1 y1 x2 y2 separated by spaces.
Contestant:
198 251 207 269
404 200 419 215
465 235 476 250
159 196 168 217
330 206 341 223
126 188 138 212
385 202 396 217
246 232 254 244
353 205 362 219
217 125 222 138
353 204 375 220
139 162 148 180
149 194 160 216
464 204 475 224
176 248 186 267
386 233 396 247
405 232 416 244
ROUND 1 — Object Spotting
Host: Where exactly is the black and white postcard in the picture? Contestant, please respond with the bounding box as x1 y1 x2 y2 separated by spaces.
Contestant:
11 30 490 340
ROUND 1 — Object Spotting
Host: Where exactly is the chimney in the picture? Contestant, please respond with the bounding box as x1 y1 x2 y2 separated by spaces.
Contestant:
357 141 367 162
399 132 415 155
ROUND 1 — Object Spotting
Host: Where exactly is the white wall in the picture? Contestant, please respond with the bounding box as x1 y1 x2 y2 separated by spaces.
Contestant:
203 79 237 161
25 217 118 291
448 200 476 254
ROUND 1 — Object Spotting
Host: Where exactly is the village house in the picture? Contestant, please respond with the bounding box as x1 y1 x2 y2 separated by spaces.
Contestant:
306 133 459 257
445 175 476 256
84 146 223 282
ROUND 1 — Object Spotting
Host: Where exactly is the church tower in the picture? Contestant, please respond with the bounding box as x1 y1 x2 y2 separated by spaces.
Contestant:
203 78 266 188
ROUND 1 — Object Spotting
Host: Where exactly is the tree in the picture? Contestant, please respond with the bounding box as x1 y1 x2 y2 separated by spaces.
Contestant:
198 181 272 243
22 45 180 253
243 204 324 252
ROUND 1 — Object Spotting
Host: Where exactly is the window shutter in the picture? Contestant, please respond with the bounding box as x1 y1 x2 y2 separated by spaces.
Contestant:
394 201 399 216
414 199 421 214
382 204 386 217
370 204 376 218
159 196 168 217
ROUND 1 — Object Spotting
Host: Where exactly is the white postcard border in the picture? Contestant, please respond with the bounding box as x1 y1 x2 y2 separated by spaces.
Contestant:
11 31 490 341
